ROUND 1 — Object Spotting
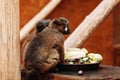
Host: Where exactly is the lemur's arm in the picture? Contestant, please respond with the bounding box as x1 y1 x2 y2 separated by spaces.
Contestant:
32 49 59 73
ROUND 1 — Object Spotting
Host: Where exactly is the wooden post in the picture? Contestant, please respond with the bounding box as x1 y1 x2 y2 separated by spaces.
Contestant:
20 0 62 41
64 0 120 49
0 0 20 80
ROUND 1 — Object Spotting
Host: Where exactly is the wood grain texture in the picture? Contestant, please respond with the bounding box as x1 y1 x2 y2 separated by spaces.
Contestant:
20 0 61 41
31 65 120 80
20 0 50 28
0 0 20 80
64 0 120 48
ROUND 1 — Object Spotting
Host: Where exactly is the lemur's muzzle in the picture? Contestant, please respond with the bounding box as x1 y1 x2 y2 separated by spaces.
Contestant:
64 26 71 34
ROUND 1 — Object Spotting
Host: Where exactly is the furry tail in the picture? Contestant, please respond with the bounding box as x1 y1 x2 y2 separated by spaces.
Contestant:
21 67 39 80
21 67 27 80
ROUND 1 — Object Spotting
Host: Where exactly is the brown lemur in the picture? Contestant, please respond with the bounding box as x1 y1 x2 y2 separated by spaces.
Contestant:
21 19 50 64
22 17 70 80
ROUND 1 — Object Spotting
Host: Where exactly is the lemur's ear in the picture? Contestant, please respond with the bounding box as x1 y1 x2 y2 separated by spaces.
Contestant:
36 20 50 33
36 22 43 32
59 17 68 23
52 18 62 26
53 18 68 25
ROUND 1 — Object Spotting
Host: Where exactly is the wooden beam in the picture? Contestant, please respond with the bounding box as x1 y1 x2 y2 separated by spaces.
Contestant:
64 0 120 49
0 0 20 80
20 0 62 41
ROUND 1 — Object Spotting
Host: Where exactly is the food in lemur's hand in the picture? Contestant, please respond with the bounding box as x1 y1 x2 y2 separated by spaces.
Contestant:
22 17 70 80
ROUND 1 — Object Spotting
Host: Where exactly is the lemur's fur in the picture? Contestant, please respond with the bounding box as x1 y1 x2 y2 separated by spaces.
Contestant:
22 18 70 80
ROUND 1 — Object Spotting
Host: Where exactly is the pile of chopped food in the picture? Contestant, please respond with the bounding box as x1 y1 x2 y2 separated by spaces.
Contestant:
64 48 103 64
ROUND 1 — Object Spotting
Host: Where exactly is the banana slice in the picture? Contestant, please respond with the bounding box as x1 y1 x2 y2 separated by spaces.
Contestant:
65 48 88 59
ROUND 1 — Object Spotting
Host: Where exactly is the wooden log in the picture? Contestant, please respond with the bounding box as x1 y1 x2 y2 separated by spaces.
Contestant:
20 0 62 41
64 0 120 49
0 0 20 80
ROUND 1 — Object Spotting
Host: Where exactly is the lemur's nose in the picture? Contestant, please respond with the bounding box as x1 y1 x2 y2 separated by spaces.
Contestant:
64 27 71 34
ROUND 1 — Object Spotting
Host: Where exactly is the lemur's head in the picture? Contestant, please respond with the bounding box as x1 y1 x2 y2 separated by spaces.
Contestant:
36 19 50 33
49 17 70 34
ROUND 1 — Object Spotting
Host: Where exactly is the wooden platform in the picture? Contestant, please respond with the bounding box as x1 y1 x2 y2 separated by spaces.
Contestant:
44 65 120 80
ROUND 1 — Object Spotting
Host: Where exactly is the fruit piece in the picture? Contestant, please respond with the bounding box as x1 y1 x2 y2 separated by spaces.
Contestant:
93 54 103 62
87 53 95 59
88 53 103 62
82 57 89 62
66 48 81 52
79 59 84 63
68 62 74 64
89 59 97 63
80 48 88 54
65 48 88 60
